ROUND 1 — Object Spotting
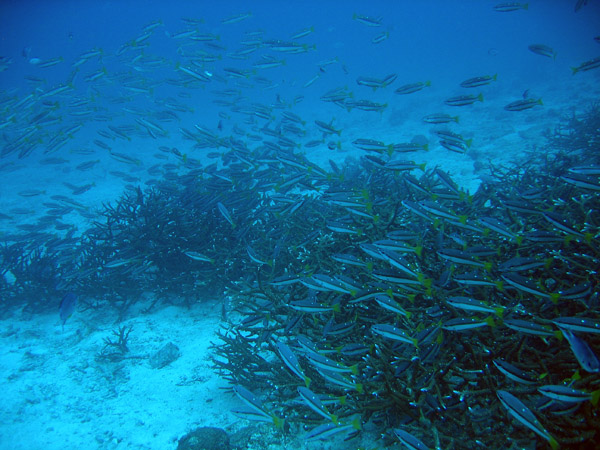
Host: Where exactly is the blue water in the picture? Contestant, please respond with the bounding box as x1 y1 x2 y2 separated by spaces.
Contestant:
1 1 600 449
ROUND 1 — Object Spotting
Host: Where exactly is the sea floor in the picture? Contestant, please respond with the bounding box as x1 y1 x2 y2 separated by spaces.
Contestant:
0 297 380 450
0 297 236 450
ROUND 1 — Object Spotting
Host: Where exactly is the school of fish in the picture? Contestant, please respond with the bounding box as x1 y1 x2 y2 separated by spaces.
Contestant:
1 3 600 450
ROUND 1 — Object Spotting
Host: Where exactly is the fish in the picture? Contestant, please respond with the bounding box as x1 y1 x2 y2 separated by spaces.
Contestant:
291 26 314 40
289 298 340 313
542 211 584 237
459 74 497 88
498 257 546 272
315 120 342 136
221 12 253 24
393 428 431 450
528 44 557 59
276 341 310 386
446 296 503 316
444 93 484 106
384 160 426 171
504 98 543 111
318 368 363 393
501 272 556 300
496 390 559 450
372 324 418 346
395 81 431 95
306 420 360 441
432 130 472 147
561 172 600 191
18 189 46 197
422 113 459 124
304 350 358 375
443 317 495 331
437 248 491 270
352 14 383 26
184 251 214 263
297 386 338 423
232 385 284 428
571 56 600 74
34 56 64 68
504 318 556 337
59 292 77 329
552 317 600 334
356 74 397 90
493 3 529 12
439 139 468 154
352 138 393 153
538 385 600 406
345 99 387 112
493 359 537 385
375 294 412 319
372 31 390 44
217 202 235 227
561 328 600 373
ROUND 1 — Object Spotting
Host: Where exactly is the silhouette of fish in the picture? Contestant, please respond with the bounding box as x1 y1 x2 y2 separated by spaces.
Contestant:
59 293 77 329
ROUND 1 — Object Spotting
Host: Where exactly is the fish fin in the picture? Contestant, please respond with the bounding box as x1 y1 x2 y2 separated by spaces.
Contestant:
591 389 600 407
271 414 285 430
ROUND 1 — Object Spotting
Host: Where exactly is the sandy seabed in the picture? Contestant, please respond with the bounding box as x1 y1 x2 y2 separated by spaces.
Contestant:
0 297 242 450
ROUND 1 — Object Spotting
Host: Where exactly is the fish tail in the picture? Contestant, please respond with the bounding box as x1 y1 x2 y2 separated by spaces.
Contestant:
591 389 600 407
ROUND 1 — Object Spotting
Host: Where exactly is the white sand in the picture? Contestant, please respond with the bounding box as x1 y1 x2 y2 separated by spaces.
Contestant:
0 298 238 449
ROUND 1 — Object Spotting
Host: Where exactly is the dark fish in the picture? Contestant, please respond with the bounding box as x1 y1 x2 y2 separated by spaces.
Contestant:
422 113 459 124
395 81 431 95
493 2 529 12
575 0 588 12
59 292 77 329
444 93 483 106
459 74 497 88
571 56 600 74
504 98 543 111
528 44 556 60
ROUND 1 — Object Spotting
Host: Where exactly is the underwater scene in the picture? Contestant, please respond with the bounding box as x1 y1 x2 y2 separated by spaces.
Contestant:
1 0 600 449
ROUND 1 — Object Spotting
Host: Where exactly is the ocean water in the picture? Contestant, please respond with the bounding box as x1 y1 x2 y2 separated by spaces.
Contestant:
1 1 600 449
